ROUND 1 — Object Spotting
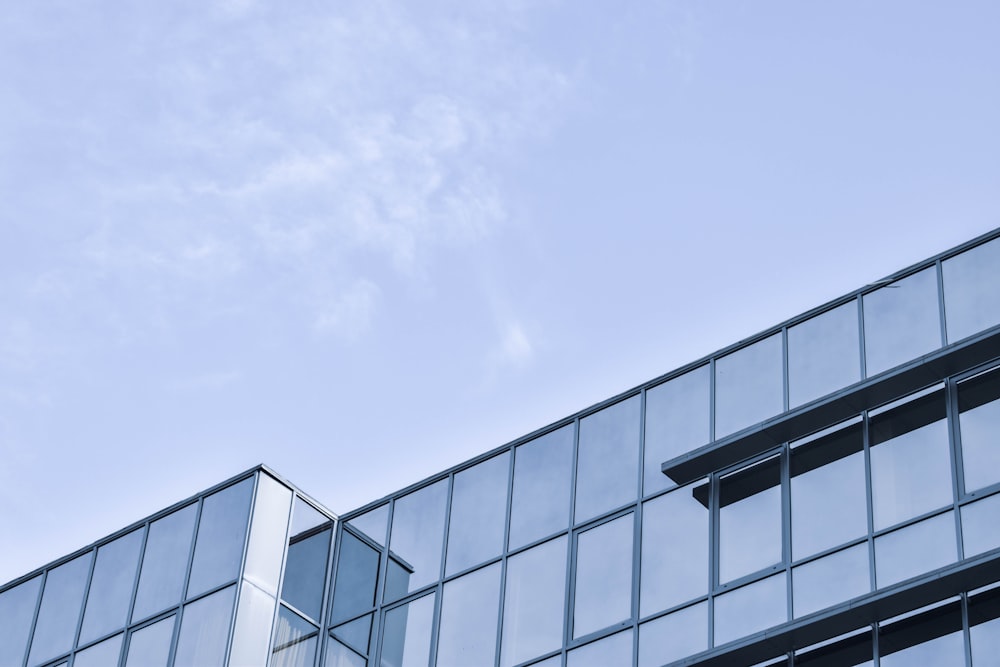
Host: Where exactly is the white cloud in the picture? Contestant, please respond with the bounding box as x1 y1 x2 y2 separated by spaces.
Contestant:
314 279 381 340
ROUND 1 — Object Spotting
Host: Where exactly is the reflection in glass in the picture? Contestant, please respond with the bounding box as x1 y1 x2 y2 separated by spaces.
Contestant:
436 563 501 667
289 497 330 539
27 552 92 666
0 575 41 667
862 267 940 376
644 365 710 494
878 598 963 666
719 456 782 583
73 633 123 667
962 492 1000 557
875 512 956 588
445 453 509 576
793 544 869 618
958 367 1000 493
133 503 197 622
281 527 331 621
574 514 633 638
715 333 783 438
379 592 435 667
243 474 293 597
348 505 389 548
969 584 1000 667
331 531 381 623
229 581 277 667
500 537 567 667
575 396 641 523
788 302 861 407
942 236 1000 342
187 477 254 597
566 629 631 667
80 528 144 644
384 479 448 602
173 585 237 667
272 606 319 667
794 628 873 667
640 483 708 615
714 573 787 646
791 422 866 559
327 637 367 667
638 602 707 667
332 614 373 657
869 389 951 530
124 615 175 667
509 425 574 549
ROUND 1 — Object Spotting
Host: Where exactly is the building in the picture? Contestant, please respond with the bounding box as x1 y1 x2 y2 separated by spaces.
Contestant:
2 229 1000 667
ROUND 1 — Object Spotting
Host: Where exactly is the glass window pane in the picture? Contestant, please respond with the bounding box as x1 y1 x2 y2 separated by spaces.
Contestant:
875 512 956 588
878 598 963 666
862 267 941 376
638 602 707 667
500 536 568 667
347 505 388 548
281 527 331 621
719 456 782 583
384 479 448 602
0 575 42 667
969 584 1000 667
644 365 710 495
869 388 951 530
124 615 175 667
573 514 633 638
962 491 1000 557
943 236 1000 342
788 302 861 407
289 498 331 540
715 333 784 438
566 629 631 667
379 592 434 667
509 424 575 550
132 503 198 622
331 531 381 623
332 614 373 657
73 633 123 667
229 581 277 667
792 544 869 618
958 367 1000 494
575 396 641 523
640 482 709 616
714 573 787 646
80 528 144 644
445 453 509 576
436 563 501 667
27 552 93 666
790 422 866 559
327 637 367 667
272 606 319 667
244 474 293 597
173 584 237 667
188 478 254 598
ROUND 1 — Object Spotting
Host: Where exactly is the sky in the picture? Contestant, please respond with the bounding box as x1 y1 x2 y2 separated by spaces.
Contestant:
1 0 999 584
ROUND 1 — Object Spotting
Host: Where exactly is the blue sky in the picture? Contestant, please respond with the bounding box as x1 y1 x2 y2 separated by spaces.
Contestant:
2 0 998 583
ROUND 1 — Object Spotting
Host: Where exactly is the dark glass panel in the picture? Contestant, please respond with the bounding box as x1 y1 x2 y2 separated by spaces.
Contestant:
869 388 951 530
715 333 783 438
379 592 435 667
573 514 633 638
272 606 319 667
384 479 448 602
878 598 964 665
80 528 143 644
500 536 567 667
792 544 869 618
27 552 93 666
788 302 861 407
347 505 389 548
281 527 331 621
332 614 373 657
862 267 941 376
0 575 41 667
644 365 710 495
72 633 123 667
187 477 254 597
637 602 707 667
124 615 174 667
714 573 787 646
566 629 631 667
575 395 641 523
962 491 1000 557
331 530 381 623
958 367 1000 493
508 424 574 549
327 636 367 667
794 629 873 667
445 452 509 576
719 456 782 583
173 584 237 667
436 563 501 667
875 512 956 588
790 422 866 559
969 584 1000 667
942 235 1000 342
132 503 198 622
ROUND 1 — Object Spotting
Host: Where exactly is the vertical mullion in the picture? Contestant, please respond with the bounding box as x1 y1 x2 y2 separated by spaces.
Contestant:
708 474 719 650
315 517 341 667
858 295 868 380
863 413 877 593
428 474 455 667
782 447 793 622
961 591 973 667
494 446 516 667
781 326 790 413
564 418 581 652
20 569 47 667
120 521 152 665
166 498 204 667
72 547 99 651
371 497 396 667
632 389 646 667
936 259 949 346
709 358 716 442
947 379 966 565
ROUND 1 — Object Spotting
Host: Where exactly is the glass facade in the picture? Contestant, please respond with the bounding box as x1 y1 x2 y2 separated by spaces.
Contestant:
3 230 1000 666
